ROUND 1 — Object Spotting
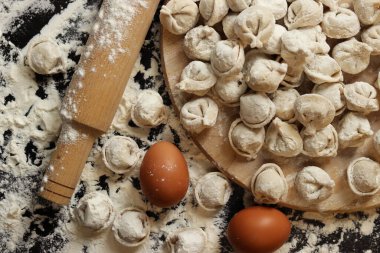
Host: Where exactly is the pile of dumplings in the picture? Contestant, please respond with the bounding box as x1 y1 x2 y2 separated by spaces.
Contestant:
160 0 380 204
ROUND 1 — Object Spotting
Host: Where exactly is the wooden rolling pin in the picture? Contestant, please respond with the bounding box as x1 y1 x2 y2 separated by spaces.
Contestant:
39 0 160 205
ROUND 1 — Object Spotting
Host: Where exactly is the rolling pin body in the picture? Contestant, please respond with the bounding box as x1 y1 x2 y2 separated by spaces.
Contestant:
40 0 160 205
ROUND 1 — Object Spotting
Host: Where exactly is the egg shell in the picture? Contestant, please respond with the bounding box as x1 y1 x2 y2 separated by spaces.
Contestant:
227 206 291 253
140 141 189 207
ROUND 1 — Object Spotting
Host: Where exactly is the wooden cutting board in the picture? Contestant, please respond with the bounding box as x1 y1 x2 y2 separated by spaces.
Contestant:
160 28 380 212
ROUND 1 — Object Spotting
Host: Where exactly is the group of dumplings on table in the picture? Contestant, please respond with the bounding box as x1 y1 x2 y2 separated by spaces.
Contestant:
160 0 380 205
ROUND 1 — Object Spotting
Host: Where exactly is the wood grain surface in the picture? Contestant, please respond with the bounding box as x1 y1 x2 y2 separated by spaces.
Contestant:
160 27 380 212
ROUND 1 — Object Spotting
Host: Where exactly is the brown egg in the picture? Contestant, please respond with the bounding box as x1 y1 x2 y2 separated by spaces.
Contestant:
227 206 291 253
140 141 189 207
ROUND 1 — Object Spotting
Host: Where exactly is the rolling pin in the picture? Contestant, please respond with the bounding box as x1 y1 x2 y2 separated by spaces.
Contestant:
39 0 160 205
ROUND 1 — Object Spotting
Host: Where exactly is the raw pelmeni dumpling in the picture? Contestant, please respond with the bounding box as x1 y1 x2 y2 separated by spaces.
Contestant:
251 0 288 20
332 38 373 75
222 14 239 40
347 157 380 196
312 82 346 115
321 8 360 39
131 90 168 128
234 6 275 48
294 94 335 135
281 26 330 63
180 97 219 134
265 117 303 157
167 228 207 253
243 51 288 93
112 208 150 247
338 112 373 148
183 26 221 61
160 0 200 35
280 59 306 88
361 25 380 55
194 172 232 211
251 163 288 204
199 0 229 26
228 118 265 159
74 192 115 232
271 88 300 122
240 93 276 128
343 82 379 113
262 25 287 55
25 37 66 75
210 40 245 77
211 74 247 107
102 136 141 174
227 0 252 12
177 61 217 96
377 71 380 90
295 166 335 202
318 0 339 9
304 54 343 84
301 124 338 157
353 0 380 25
285 0 323 30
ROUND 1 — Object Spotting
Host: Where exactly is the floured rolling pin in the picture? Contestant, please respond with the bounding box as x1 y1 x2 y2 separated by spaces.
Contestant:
39 0 160 205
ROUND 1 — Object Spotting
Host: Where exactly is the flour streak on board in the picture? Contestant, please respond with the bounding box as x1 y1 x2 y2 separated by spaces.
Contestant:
0 0 380 253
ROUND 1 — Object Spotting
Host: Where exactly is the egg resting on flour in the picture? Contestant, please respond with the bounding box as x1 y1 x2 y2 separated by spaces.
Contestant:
140 141 189 207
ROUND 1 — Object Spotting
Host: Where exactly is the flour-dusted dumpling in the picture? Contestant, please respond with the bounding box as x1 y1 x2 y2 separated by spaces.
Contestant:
373 130 380 154
228 118 265 159
343 82 379 113
332 38 373 75
102 136 142 174
160 0 200 35
321 8 360 39
222 13 239 39
240 93 276 128
338 112 373 148
177 61 217 96
74 192 115 232
294 94 335 135
361 25 380 55
353 0 380 25
285 0 324 30
347 157 380 196
318 0 339 9
280 59 306 88
183 26 221 61
243 51 287 93
211 74 247 107
281 26 330 63
227 0 252 12
112 207 150 247
295 166 335 202
272 88 300 122
131 90 168 128
167 228 207 253
312 82 346 115
265 117 303 157
25 37 66 75
180 97 219 134
210 40 245 77
251 0 288 20
304 54 343 84
262 25 287 55
377 71 380 90
251 163 288 204
199 0 229 26
194 172 232 211
301 124 338 157
234 6 275 48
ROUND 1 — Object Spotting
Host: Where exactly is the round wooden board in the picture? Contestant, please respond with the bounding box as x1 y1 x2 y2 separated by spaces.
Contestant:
160 27 380 212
